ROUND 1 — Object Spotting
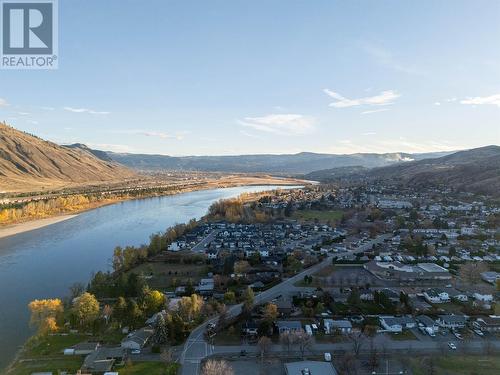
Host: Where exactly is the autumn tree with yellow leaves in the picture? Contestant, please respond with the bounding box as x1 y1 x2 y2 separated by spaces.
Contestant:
28 299 64 335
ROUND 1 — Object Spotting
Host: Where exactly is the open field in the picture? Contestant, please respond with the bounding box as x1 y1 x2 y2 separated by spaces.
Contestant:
128 261 209 289
118 362 179 375
410 355 500 375
292 209 343 223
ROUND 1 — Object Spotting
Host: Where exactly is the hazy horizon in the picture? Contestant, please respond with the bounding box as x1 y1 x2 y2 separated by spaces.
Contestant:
1 0 499 156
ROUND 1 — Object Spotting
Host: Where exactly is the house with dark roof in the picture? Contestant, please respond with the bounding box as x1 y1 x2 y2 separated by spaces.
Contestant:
276 321 302 334
436 314 467 329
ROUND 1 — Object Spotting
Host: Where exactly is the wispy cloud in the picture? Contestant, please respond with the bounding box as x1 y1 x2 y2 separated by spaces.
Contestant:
362 43 424 75
324 89 400 108
238 114 315 136
460 94 500 107
64 107 110 115
361 108 390 115
0 98 9 107
140 131 186 140
87 143 135 153
362 132 377 136
434 102 441 106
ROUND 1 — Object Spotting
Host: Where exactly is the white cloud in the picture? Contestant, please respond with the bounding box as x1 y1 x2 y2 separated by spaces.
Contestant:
140 130 186 140
362 132 377 136
64 107 110 115
434 102 441 106
362 43 423 75
0 98 9 107
87 143 134 153
324 89 400 108
446 98 457 102
238 114 315 136
361 108 390 115
460 94 500 107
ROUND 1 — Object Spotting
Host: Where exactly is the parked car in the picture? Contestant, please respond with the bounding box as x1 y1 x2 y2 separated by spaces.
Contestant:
324 352 332 362
453 332 463 340
473 329 484 337
448 342 457 350
131 349 141 355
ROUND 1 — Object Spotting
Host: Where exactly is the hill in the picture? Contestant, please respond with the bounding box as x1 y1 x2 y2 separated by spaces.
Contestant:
0 123 136 193
368 145 500 196
306 145 500 196
108 150 452 174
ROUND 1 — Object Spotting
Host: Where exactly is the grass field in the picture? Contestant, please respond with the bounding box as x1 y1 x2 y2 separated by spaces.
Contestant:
292 209 343 223
410 355 500 375
118 362 179 375
389 330 417 341
129 261 209 289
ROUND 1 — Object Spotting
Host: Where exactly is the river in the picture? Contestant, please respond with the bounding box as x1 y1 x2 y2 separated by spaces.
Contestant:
0 185 297 370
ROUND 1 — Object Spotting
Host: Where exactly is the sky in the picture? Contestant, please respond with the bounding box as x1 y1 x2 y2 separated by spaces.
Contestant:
0 0 499 156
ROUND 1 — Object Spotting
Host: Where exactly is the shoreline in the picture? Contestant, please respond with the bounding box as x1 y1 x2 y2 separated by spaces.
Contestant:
0 214 79 239
0 179 306 240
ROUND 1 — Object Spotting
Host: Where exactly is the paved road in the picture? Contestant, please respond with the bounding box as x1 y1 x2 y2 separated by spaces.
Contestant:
179 255 335 375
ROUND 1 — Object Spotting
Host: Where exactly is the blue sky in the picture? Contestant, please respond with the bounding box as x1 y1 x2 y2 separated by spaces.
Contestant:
1 0 499 155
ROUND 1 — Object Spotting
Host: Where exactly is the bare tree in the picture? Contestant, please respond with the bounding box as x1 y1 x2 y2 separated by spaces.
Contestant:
293 330 313 359
201 359 234 375
459 261 488 285
280 331 296 353
349 332 366 357
257 336 272 363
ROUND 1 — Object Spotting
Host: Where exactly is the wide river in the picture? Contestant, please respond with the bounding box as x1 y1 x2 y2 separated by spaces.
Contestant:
0 185 297 370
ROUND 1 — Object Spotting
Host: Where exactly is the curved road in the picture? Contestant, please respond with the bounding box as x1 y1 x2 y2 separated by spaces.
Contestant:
179 255 334 375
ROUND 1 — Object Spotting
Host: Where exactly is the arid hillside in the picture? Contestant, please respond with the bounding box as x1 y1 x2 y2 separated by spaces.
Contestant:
0 122 136 193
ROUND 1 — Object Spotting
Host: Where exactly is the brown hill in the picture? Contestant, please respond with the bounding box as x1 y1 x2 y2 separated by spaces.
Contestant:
0 122 136 193
368 145 500 196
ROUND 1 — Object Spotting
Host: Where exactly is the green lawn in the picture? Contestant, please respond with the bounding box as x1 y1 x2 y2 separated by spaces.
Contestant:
7 357 83 375
118 361 179 375
389 330 417 341
25 334 88 357
410 355 500 375
292 209 343 223
128 262 209 289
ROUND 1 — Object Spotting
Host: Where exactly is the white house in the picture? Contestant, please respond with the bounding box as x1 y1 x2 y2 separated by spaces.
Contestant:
121 328 154 350
323 319 352 335
436 315 466 329
423 288 450 304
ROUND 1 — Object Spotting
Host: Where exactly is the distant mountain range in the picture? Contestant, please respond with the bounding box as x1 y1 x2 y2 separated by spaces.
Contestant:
305 145 500 197
0 123 135 193
106 150 453 174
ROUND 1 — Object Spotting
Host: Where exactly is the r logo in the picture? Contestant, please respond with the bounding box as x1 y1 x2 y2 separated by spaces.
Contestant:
2 1 53 55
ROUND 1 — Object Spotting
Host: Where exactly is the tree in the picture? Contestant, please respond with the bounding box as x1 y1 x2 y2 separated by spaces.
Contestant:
178 294 204 322
234 260 250 275
217 306 228 332
102 304 113 325
349 332 365 357
263 303 278 323
113 296 127 326
153 313 169 345
459 262 488 285
28 299 64 335
125 299 143 329
257 336 272 363
142 289 165 317
201 359 234 375
280 331 296 353
69 282 85 300
242 287 255 315
73 292 99 328
293 330 313 359
224 291 236 304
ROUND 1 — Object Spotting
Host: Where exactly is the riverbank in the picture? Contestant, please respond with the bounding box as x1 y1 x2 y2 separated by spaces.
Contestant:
0 214 79 239
0 175 307 237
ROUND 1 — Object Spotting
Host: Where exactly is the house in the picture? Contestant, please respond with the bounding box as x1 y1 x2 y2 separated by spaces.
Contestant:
474 316 500 333
436 314 466 329
81 347 125 373
415 315 439 334
65 342 99 355
285 361 338 375
447 289 468 302
197 278 214 295
481 271 500 284
380 316 416 333
276 321 302 334
473 292 493 302
423 288 450 304
121 328 154 350
323 319 352 335
276 298 293 316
